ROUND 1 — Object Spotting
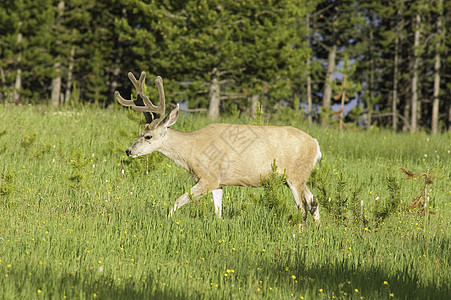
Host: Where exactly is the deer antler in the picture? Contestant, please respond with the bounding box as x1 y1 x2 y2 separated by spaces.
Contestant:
114 72 145 107
138 76 166 118
114 72 166 124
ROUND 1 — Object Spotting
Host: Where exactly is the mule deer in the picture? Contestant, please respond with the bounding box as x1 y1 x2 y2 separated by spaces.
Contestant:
115 72 321 226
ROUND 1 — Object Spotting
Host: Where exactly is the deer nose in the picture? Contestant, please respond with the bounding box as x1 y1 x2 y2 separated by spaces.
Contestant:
125 149 131 156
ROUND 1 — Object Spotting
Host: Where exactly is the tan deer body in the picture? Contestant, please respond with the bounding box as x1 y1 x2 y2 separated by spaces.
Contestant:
116 72 321 225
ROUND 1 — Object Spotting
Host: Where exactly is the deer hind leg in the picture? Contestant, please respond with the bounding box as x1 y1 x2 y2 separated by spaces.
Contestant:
304 186 320 222
211 189 223 218
287 182 308 228
168 181 209 218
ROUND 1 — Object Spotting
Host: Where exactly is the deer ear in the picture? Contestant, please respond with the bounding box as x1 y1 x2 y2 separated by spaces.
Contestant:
160 104 179 128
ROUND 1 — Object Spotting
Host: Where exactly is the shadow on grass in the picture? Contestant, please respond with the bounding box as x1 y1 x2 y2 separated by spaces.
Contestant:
264 238 451 300
16 270 196 300
295 262 448 299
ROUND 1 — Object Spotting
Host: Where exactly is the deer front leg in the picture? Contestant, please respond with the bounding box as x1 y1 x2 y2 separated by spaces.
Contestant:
168 193 190 218
168 182 208 218
212 189 223 218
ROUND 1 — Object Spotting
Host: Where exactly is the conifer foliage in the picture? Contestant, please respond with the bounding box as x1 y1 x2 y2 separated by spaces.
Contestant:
0 0 449 131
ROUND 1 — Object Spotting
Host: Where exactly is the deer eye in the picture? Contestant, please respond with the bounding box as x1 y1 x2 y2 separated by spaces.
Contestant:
144 135 152 140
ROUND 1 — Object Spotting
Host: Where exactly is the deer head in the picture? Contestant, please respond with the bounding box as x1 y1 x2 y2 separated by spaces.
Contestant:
114 72 179 157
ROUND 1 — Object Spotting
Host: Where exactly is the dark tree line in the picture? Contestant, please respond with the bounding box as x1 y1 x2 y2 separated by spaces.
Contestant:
0 0 449 132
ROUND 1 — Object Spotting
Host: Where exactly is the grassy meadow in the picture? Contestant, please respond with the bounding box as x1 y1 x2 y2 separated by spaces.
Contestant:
0 103 450 299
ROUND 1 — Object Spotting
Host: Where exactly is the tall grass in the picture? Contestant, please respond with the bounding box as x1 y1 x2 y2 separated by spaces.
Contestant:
0 104 450 299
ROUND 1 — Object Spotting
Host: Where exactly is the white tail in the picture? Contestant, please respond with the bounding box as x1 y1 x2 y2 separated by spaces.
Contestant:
115 72 321 226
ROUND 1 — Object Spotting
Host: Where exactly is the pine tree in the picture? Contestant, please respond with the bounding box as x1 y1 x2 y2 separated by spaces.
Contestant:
430 0 443 134
124 0 312 119
77 0 132 104
311 0 365 127
0 0 23 102
0 0 55 103
48 0 89 106
355 0 392 129
332 54 361 129
236 0 310 116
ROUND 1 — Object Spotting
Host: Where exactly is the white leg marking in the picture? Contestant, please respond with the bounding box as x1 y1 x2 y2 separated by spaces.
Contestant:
304 188 313 209
212 189 223 218
167 182 208 218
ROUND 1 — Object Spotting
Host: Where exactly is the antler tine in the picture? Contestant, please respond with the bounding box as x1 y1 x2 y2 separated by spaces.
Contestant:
127 71 146 94
137 76 166 117
154 76 166 116
139 93 162 113
115 71 167 123
114 71 146 107
114 90 134 106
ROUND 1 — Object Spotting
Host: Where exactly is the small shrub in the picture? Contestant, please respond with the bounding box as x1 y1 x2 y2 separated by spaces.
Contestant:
30 144 52 159
0 128 7 154
257 160 303 225
126 107 147 126
310 161 332 213
350 183 366 226
21 130 37 155
0 171 15 197
249 101 266 126
68 149 91 188
334 172 348 222
374 173 402 223
311 163 368 226
123 152 165 178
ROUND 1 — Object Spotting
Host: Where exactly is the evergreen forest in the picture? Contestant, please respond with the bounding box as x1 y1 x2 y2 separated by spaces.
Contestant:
1 0 450 132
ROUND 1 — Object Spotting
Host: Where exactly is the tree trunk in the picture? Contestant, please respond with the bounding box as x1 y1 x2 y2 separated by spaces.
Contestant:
403 97 410 132
207 70 220 120
65 45 75 103
0 68 5 85
392 35 399 130
431 2 442 135
13 31 22 104
339 92 346 130
306 14 312 124
0 67 5 101
366 24 375 130
51 62 62 107
0 68 4 102
392 0 405 130
410 14 421 133
109 55 121 107
51 2 65 107
307 65 312 124
449 104 451 131
249 94 259 119
321 44 336 127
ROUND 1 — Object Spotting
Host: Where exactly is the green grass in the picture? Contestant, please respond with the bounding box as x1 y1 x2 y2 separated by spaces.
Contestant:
0 104 450 299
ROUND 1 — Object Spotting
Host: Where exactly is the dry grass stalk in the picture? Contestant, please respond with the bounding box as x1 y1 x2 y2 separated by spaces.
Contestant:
400 168 435 216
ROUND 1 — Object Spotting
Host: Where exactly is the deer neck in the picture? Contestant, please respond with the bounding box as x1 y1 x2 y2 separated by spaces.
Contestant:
158 128 193 173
